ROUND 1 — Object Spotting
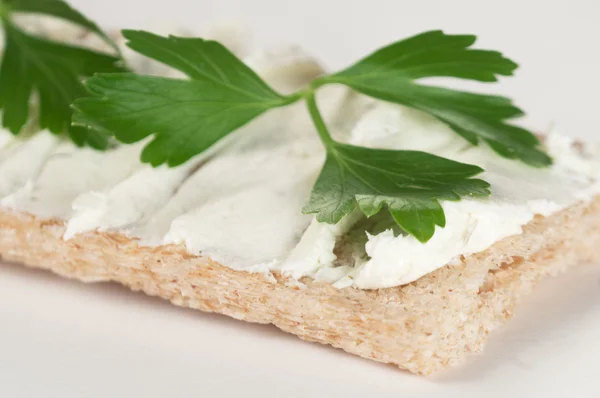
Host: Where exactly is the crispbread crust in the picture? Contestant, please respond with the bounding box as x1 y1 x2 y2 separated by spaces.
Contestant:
1 197 599 375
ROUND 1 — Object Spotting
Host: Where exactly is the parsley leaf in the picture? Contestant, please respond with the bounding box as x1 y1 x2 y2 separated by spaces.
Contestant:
68 124 110 149
303 93 490 241
72 29 551 242
0 0 124 148
303 143 490 242
321 30 551 167
73 30 295 166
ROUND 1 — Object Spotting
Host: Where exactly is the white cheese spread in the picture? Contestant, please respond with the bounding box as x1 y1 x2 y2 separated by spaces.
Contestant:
0 131 61 198
1 21 599 289
3 142 145 219
0 129 14 153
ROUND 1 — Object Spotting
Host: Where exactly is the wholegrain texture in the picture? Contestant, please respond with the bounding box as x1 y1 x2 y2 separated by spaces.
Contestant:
1 196 599 375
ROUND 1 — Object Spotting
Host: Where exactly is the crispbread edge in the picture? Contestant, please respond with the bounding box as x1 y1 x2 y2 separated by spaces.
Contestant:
1 196 599 375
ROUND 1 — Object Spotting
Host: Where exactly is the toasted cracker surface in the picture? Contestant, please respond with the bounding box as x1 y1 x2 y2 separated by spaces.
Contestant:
1 197 599 375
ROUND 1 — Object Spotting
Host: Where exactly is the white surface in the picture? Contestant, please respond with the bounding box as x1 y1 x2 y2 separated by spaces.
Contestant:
2 0 600 396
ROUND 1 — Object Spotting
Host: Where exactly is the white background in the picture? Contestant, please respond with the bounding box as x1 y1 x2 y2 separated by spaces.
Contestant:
1 0 600 396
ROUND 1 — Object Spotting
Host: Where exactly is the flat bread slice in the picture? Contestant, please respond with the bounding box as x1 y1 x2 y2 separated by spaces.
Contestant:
1 193 598 375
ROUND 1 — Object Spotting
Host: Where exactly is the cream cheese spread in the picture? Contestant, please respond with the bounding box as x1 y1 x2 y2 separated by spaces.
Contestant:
0 131 61 198
1 20 599 289
0 129 14 153
281 105 600 289
2 142 145 219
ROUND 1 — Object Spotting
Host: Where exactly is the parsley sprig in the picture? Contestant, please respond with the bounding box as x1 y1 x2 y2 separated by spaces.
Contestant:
0 0 124 148
72 29 550 242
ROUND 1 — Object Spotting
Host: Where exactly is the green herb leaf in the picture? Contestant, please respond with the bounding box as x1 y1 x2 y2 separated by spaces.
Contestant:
68 124 110 149
303 142 490 242
119 30 268 86
0 1 124 147
73 31 293 166
322 30 551 167
72 29 550 243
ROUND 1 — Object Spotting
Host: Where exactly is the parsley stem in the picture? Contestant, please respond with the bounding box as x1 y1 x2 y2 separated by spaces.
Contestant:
306 91 334 147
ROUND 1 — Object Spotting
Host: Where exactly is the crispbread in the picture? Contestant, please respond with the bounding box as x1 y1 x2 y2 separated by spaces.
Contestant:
1 193 599 375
